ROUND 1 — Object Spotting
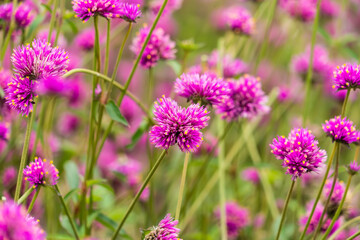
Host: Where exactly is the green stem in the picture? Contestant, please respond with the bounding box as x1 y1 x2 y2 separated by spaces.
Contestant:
302 0 322 125
17 187 35 205
104 19 111 76
312 142 340 240
54 0 64 46
54 185 80 240
111 150 167 240
14 115 33 202
347 231 360 240
47 0 58 43
63 68 152 122
299 142 339 240
28 187 40 213
218 119 228 240
0 0 17 64
175 152 191 221
328 216 360 240
276 180 296 240
321 175 352 239
341 89 351 117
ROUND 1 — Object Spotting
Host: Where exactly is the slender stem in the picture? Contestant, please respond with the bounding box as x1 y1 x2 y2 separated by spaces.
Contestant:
0 0 17 64
54 185 80 240
111 150 167 240
299 142 339 240
47 0 58 43
63 68 152 122
175 152 191 221
104 19 111 76
28 187 40 213
54 0 65 46
17 187 35 205
276 180 296 240
328 216 360 240
14 115 33 202
302 0 322 125
321 175 352 239
341 89 351 117
348 231 360 240
313 144 340 240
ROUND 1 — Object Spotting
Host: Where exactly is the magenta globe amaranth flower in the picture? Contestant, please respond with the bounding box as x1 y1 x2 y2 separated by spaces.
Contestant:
143 214 181 240
280 0 316 22
75 28 95 51
174 73 229 106
332 64 360 91
23 157 59 187
15 2 33 28
119 3 142 22
242 167 260 185
322 116 359 145
270 128 326 180
347 160 360 175
11 38 69 80
149 96 210 152
214 201 249 238
207 51 247 79
225 6 255 35
324 178 345 205
130 26 176 68
72 0 122 22
5 75 38 116
0 201 46 239
216 75 270 121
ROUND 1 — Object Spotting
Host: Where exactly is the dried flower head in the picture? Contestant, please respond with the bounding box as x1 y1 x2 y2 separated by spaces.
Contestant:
23 157 59 188
149 96 210 152
270 128 326 180
322 116 359 145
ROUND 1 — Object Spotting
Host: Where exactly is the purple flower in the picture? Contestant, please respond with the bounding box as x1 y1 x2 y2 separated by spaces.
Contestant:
15 2 33 28
143 214 181 240
75 28 95 51
347 160 360 175
149 96 210 152
2 166 16 186
242 167 260 185
332 63 360 91
23 157 59 187
270 128 326 180
72 0 122 22
5 75 38 116
324 178 345 204
0 201 46 239
58 113 80 136
317 0 339 18
119 3 141 22
150 0 182 15
214 202 249 238
130 26 176 68
11 38 69 80
225 6 255 35
300 201 340 235
37 75 68 97
215 75 270 121
280 0 316 22
207 51 247 79
174 73 230 106
322 116 359 145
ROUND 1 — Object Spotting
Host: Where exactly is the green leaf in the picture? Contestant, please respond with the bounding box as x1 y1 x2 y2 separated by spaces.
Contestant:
64 188 79 201
96 213 132 239
105 100 129 127
126 120 149 149
86 179 114 194
65 19 78 35
64 161 79 189
167 60 182 76
112 171 127 182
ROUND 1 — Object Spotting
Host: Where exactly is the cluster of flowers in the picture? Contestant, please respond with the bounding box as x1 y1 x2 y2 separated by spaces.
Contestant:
0 1 33 29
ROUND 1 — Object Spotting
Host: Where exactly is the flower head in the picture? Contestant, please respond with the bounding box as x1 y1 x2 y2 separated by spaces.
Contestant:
214 202 249 238
37 75 68 97
5 75 38 116
131 26 176 68
207 51 247 79
347 160 360 175
175 73 230 106
270 128 326 180
119 3 141 22
75 28 95 51
11 38 69 80
216 75 270 121
23 157 59 187
225 6 255 35
242 167 260 185
149 96 210 152
143 214 181 240
332 63 360 91
72 0 122 22
324 178 345 205
322 116 358 145
15 3 33 28
280 0 316 22
0 201 46 239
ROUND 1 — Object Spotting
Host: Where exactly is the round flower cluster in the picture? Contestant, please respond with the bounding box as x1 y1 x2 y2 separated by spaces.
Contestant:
322 116 359 145
216 75 270 121
0 201 46 240
214 202 249 239
225 6 255 35
324 178 345 205
23 157 59 187
0 2 33 29
174 73 230 106
279 0 316 22
347 160 360 175
270 128 326 180
332 63 360 91
149 96 210 152
207 51 247 79
143 214 181 240
130 26 176 68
